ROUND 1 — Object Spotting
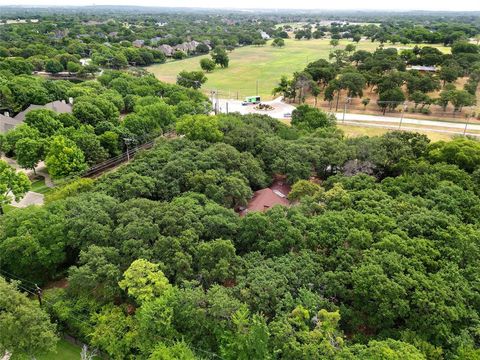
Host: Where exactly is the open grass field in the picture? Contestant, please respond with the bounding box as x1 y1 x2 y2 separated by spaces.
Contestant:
337 124 454 142
37 340 82 360
147 39 450 100
10 339 84 360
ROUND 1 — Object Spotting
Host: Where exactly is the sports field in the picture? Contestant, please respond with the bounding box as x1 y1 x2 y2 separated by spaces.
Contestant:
147 39 449 100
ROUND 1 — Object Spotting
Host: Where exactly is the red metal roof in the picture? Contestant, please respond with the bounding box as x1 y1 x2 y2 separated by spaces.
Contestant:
244 179 291 213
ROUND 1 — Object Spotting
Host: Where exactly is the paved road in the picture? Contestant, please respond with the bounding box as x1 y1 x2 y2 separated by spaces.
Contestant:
213 97 296 119
335 113 478 131
10 191 44 208
212 98 478 136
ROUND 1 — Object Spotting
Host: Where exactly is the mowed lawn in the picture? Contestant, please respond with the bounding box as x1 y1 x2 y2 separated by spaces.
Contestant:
147 39 449 100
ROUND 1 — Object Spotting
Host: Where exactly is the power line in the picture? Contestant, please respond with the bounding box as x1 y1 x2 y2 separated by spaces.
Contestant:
0 269 226 360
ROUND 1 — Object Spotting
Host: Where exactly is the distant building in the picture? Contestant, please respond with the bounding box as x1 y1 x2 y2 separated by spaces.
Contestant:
13 100 73 124
158 44 174 57
260 31 271 40
241 178 291 215
132 39 145 48
407 65 437 72
0 112 22 133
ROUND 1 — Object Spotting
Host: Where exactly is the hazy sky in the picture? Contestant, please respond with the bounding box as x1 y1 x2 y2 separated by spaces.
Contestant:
1 0 479 11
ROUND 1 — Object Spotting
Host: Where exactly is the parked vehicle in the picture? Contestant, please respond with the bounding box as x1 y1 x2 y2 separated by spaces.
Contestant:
242 96 261 105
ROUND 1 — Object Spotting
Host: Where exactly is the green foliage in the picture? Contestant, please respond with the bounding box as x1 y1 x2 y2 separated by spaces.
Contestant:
176 115 223 142
0 276 58 358
291 105 336 131
177 70 207 89
0 160 30 212
211 47 230 68
45 135 87 178
119 259 172 304
200 58 216 72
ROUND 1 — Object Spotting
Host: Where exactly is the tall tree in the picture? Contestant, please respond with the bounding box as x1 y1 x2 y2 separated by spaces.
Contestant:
0 160 30 214
0 277 58 359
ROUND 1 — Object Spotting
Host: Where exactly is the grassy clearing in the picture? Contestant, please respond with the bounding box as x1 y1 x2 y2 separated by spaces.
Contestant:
36 340 82 360
147 39 449 100
31 177 51 194
10 339 83 360
337 124 453 142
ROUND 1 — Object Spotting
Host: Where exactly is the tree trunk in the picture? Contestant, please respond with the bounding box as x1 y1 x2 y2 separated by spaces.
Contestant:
335 92 340 112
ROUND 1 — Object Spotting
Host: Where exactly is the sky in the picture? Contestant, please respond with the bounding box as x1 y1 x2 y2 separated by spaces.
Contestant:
0 0 479 11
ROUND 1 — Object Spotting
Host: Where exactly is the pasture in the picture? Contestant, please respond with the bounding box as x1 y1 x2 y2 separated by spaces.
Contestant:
147 39 449 100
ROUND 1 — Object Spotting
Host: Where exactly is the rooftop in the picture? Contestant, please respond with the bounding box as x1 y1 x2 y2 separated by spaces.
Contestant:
243 178 291 214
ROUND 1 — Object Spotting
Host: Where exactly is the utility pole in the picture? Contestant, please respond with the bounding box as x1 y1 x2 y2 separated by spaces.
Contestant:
123 138 133 162
463 116 471 136
35 284 43 307
399 102 407 130
343 97 351 123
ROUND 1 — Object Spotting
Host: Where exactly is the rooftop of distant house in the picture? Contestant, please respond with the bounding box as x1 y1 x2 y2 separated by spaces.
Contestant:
407 65 437 72
13 100 73 122
241 178 291 215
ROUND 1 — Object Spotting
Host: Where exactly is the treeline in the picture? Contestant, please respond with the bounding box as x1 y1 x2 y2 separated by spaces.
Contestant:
0 12 278 70
291 20 480 45
2 108 480 359
274 41 480 116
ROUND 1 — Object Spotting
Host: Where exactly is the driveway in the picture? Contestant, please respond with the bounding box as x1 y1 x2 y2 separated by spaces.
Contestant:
213 97 295 119
10 191 44 208
212 98 477 136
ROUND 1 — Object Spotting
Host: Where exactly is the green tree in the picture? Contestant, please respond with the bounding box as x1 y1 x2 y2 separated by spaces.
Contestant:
211 47 229 68
291 105 336 131
148 342 196 360
0 160 30 214
24 109 62 137
15 138 44 174
176 115 223 142
378 88 406 114
288 180 323 201
0 276 58 359
119 259 171 304
220 307 270 360
272 38 285 47
45 135 87 178
45 59 64 74
177 71 207 90
200 58 216 72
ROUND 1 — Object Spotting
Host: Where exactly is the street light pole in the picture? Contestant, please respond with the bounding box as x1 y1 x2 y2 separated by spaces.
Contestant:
399 102 407 130
463 116 471 136
343 97 351 123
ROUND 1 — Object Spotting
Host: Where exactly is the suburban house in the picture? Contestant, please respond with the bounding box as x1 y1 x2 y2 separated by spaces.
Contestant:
132 39 145 48
157 44 174 56
240 178 291 215
407 65 437 72
0 112 22 133
1 100 74 133
260 31 271 40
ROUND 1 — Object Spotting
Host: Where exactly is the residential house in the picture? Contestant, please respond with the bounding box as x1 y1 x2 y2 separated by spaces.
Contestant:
0 112 22 133
132 39 145 48
13 100 73 124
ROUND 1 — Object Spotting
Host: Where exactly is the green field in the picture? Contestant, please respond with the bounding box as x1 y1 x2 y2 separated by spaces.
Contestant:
10 339 83 360
37 340 82 360
147 39 450 100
